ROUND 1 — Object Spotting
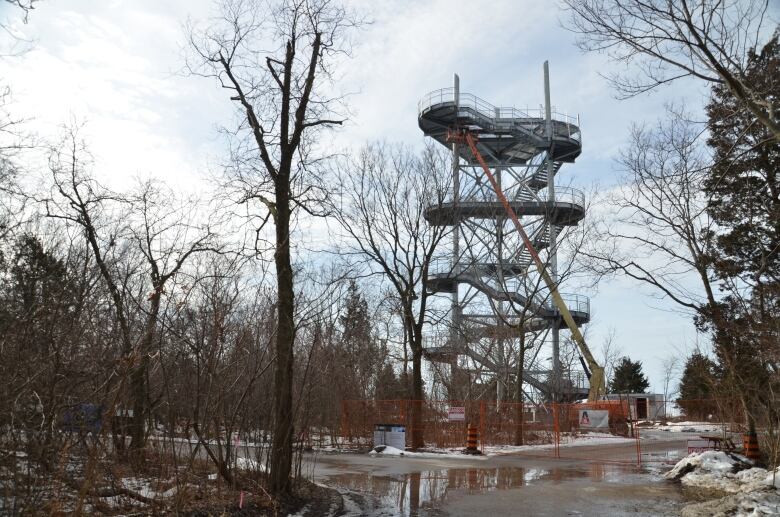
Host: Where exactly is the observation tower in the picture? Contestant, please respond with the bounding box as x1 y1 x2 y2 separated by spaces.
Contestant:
419 63 592 402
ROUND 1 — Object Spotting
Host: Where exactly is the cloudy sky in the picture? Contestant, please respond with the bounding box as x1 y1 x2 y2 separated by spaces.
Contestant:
1 0 721 391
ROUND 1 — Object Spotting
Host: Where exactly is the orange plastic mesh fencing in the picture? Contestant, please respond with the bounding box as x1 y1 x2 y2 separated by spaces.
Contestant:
338 398 747 452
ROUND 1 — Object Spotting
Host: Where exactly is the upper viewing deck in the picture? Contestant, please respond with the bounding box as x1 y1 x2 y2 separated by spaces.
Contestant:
418 88 582 164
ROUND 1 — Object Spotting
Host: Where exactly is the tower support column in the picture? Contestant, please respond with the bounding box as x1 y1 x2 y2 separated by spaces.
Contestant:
544 61 561 401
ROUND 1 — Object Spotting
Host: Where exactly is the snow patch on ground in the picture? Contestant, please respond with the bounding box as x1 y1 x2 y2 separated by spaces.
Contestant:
366 432 635 459
681 490 780 517
485 432 636 455
665 451 745 486
368 445 406 456
236 456 267 472
764 467 780 489
665 451 780 516
120 477 177 499
368 444 489 459
650 421 725 433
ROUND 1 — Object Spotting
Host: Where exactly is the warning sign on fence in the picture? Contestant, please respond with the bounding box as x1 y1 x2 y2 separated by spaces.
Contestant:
448 407 466 421
578 409 609 429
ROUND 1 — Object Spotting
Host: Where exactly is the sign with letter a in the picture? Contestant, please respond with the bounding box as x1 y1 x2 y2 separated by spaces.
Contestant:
578 409 609 429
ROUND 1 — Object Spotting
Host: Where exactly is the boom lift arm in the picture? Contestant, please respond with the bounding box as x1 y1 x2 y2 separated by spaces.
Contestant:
447 129 605 401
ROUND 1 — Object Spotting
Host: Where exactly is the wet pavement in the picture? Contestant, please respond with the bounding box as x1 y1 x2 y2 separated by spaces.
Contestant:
304 432 692 516
325 465 683 515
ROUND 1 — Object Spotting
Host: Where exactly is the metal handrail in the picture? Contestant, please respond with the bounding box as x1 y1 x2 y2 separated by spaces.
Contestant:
557 293 590 315
499 278 590 315
533 187 585 207
462 186 585 208
428 256 459 275
418 88 580 131
429 267 590 317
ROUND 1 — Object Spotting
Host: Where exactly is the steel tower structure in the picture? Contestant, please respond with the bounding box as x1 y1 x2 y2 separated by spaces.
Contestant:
419 63 591 401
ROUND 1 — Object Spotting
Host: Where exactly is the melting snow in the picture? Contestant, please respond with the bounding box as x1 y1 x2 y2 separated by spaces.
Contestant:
666 451 780 516
651 421 725 433
236 456 267 471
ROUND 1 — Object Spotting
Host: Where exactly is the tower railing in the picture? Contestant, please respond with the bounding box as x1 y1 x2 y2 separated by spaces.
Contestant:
418 88 580 140
460 185 585 208
427 258 590 318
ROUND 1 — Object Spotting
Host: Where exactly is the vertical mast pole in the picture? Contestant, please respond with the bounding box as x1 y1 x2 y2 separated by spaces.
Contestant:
451 74 461 395
544 61 561 401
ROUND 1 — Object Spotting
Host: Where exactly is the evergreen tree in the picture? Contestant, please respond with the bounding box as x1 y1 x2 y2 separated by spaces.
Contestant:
609 357 650 394
337 280 383 398
1 234 76 352
705 35 780 291
374 361 405 400
704 35 780 428
677 353 719 420
339 279 371 355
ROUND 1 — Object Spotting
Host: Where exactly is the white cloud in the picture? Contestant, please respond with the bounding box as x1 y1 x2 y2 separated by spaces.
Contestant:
1 0 712 390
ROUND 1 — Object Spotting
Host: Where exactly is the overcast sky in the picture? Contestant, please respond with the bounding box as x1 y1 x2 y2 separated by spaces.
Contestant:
1 0 720 392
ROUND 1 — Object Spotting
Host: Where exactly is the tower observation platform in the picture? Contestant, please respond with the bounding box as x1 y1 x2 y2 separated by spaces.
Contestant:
418 88 582 165
419 67 592 402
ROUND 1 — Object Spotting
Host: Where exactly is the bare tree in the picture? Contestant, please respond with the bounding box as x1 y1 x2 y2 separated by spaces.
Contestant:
44 129 218 452
124 181 219 449
0 87 28 244
660 354 680 417
582 106 718 321
562 0 780 141
4 0 37 17
334 142 450 449
0 0 39 241
162 253 274 484
599 328 623 389
187 0 358 494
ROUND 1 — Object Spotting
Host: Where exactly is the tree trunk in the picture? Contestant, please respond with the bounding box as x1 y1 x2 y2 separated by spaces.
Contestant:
514 331 526 446
405 302 425 450
129 360 149 451
128 293 161 451
269 187 295 495
410 348 424 450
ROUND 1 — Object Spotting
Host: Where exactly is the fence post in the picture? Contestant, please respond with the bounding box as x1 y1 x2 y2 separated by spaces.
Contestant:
480 400 485 453
553 403 560 458
341 399 349 444
635 423 642 467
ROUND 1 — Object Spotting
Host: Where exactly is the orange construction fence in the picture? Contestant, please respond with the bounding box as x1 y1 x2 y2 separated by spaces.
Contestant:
340 399 633 448
338 398 748 465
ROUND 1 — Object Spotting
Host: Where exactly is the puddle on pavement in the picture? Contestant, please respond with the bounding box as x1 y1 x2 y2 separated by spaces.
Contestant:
326 464 648 516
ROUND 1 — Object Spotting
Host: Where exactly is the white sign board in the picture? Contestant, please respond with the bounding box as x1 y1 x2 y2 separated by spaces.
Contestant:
687 439 715 454
374 424 406 450
385 427 406 450
578 409 610 429
448 407 466 422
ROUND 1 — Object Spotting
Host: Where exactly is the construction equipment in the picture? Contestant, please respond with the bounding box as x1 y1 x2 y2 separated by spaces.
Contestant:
446 128 605 402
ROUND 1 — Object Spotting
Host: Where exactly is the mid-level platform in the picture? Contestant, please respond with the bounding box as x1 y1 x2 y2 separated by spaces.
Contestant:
425 199 584 226
425 270 590 325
